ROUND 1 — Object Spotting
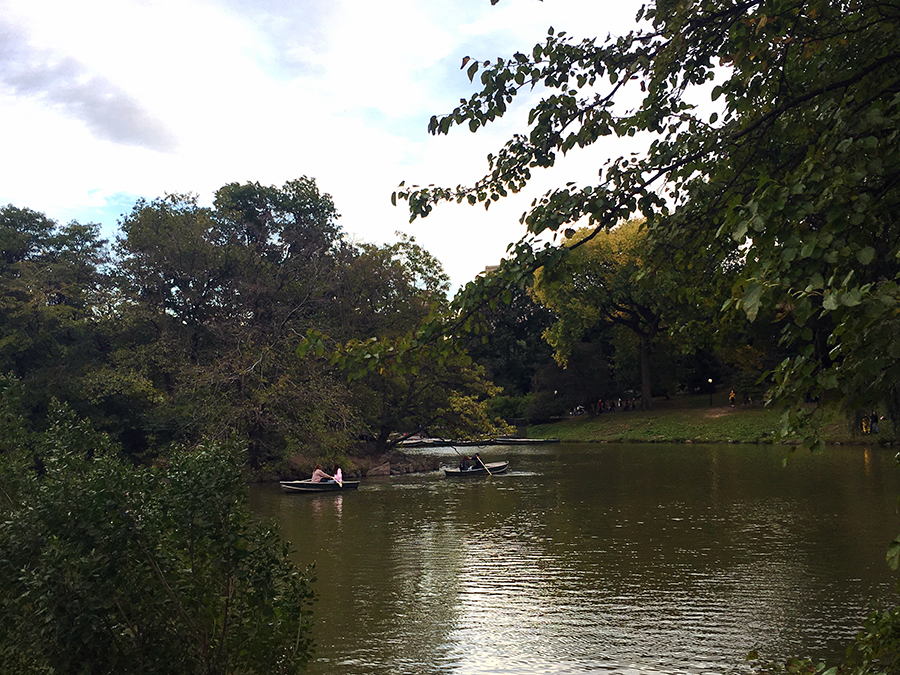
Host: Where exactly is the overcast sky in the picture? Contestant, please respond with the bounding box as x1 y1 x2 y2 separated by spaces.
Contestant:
0 0 643 288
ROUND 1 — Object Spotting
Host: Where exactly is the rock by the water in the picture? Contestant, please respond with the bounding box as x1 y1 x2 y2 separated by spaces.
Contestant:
366 462 391 477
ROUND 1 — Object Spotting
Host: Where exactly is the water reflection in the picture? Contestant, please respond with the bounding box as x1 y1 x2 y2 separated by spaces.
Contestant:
308 493 343 520
249 444 900 675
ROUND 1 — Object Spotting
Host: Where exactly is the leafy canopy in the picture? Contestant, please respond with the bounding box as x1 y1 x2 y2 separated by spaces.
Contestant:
395 0 900 445
533 219 710 408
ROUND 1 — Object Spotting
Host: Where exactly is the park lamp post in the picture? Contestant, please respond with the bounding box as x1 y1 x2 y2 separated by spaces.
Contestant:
708 379 713 407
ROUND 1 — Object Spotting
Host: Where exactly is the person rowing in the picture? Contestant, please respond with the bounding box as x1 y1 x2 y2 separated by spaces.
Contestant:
471 452 489 473
310 464 334 483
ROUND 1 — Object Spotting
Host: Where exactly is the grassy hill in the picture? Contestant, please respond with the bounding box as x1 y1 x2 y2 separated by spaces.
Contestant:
525 394 895 445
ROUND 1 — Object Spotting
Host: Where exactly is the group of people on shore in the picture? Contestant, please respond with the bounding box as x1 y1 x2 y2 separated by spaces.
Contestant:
596 398 638 413
862 412 881 435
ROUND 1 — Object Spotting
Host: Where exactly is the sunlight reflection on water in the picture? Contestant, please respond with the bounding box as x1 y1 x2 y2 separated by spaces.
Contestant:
250 443 900 675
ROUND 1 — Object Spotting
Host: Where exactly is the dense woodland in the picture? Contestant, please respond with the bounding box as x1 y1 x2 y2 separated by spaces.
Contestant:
0 182 786 470
0 182 501 468
3 0 900 672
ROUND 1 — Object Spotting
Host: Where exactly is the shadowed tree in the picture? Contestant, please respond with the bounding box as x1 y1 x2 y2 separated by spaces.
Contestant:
395 0 900 444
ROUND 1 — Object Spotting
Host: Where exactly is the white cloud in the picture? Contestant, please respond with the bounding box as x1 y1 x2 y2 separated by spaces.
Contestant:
0 0 646 288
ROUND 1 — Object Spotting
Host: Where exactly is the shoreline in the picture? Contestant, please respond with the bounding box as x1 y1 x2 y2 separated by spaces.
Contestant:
252 400 894 482
522 400 895 447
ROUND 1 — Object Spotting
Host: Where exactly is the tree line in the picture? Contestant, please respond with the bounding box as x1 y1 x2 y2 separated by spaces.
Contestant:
4 0 900 669
0 179 519 468
1 177 793 473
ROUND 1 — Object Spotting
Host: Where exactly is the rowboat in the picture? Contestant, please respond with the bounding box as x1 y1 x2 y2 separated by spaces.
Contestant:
494 437 559 445
443 461 509 477
279 479 360 493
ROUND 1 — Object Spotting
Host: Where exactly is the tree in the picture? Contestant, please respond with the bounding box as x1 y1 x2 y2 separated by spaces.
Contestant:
213 177 341 263
0 207 114 426
345 339 510 451
330 234 450 340
0 399 315 675
302 239 510 451
532 219 699 409
114 182 355 465
396 0 900 445
464 282 556 398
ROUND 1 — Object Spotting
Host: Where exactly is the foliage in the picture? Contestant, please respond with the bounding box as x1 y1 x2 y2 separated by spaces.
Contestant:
0 403 315 675
484 394 527 422
532 219 713 408
843 605 900 674
293 232 512 450
303 329 513 450
330 233 449 340
0 206 113 420
112 183 354 464
394 0 900 449
748 604 900 675
2 179 509 463
463 281 556 398
110 181 459 463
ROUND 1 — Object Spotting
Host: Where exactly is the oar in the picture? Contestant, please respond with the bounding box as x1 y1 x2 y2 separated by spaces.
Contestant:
475 455 493 476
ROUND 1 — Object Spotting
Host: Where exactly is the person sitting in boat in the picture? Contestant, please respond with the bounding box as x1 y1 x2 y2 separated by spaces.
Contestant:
459 455 472 471
311 464 334 483
470 453 483 470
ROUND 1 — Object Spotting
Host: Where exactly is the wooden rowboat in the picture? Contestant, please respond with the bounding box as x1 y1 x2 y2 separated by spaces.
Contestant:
279 479 360 493
443 461 509 477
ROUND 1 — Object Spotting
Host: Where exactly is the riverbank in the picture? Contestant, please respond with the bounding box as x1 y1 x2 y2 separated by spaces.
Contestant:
524 396 895 445
256 397 893 481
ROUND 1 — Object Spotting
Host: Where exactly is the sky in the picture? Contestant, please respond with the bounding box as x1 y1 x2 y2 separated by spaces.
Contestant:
0 0 644 288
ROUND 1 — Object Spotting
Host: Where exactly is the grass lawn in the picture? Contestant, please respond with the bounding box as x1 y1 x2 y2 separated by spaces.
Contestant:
525 394 894 445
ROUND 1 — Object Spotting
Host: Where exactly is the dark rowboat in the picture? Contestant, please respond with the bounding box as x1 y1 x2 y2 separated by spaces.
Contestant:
279 479 360 493
443 461 509 477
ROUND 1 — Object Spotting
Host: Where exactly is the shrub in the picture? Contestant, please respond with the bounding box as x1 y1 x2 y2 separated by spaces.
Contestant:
0 403 315 675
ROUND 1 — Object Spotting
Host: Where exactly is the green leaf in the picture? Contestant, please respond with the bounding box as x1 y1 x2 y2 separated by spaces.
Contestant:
888 537 900 570
842 288 863 306
743 282 764 322
856 246 876 265
467 60 479 82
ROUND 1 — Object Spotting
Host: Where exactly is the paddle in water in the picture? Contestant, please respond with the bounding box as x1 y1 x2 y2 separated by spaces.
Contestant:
473 452 492 476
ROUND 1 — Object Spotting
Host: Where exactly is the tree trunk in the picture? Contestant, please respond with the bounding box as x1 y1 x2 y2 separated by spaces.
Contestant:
640 334 653 410
375 426 392 453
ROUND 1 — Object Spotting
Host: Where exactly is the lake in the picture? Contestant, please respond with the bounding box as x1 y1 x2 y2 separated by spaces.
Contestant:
249 442 900 675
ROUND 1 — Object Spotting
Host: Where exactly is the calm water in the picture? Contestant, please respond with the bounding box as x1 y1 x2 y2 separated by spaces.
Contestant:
249 443 900 675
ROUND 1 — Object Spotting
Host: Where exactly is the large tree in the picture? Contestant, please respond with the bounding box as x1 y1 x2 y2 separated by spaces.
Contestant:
0 206 113 424
532 219 706 409
464 282 556 398
302 237 511 451
113 181 354 465
396 0 900 445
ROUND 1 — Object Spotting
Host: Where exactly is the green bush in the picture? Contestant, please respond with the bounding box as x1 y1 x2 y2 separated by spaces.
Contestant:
485 394 527 421
523 390 569 423
0 403 316 675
